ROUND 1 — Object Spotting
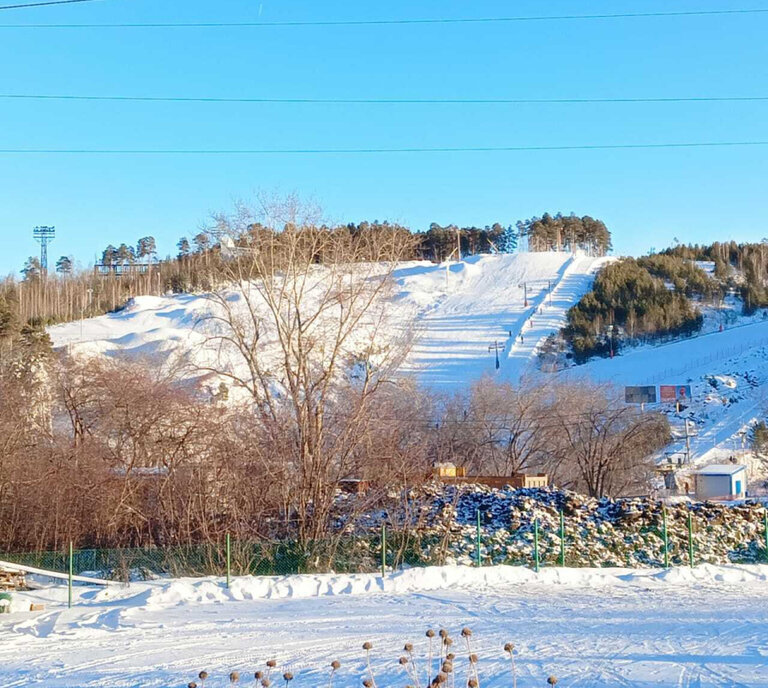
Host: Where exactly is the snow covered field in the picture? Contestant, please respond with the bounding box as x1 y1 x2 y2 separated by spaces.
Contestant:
2 565 768 687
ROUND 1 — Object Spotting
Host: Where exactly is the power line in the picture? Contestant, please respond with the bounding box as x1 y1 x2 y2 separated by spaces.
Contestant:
0 141 767 155
1 7 768 27
0 0 101 9
3 93 768 105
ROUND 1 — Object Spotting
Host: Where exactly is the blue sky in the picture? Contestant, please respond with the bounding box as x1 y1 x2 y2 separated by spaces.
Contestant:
1 0 767 275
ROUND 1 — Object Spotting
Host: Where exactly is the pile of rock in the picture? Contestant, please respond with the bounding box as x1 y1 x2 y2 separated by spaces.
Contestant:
376 485 768 568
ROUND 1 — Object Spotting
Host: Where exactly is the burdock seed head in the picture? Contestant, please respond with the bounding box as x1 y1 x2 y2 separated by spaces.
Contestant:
331 661 341 670
188 683 198 688
438 629 448 639
436 672 448 684
404 642 414 652
262 680 272 688
468 679 478 688
255 672 263 680
363 679 373 688
469 653 478 664
199 671 209 680
399 657 409 665
460 627 472 638
267 660 277 669
446 653 455 661
443 637 453 647
504 643 515 654
363 641 373 651
283 672 293 682
441 662 453 674
547 677 558 686
426 629 436 638
230 671 240 684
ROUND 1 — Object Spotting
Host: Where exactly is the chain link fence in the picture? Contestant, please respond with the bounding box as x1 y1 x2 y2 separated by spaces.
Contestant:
3 507 768 583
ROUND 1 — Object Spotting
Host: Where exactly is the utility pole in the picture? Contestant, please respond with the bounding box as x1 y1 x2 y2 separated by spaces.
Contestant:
519 282 528 308
548 280 553 306
456 226 461 262
488 341 503 370
684 419 692 464
33 226 56 275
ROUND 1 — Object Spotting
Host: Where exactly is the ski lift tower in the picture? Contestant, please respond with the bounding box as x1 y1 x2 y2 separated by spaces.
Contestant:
33 226 55 273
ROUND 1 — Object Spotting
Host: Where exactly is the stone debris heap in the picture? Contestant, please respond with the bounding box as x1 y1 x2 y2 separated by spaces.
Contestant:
392 485 768 568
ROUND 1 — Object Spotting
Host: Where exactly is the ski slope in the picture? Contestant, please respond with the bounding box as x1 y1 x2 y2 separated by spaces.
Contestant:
2 565 768 687
397 252 608 387
49 252 607 390
45 251 768 465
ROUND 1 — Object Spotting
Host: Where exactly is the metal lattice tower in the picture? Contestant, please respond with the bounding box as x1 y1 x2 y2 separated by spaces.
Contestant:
33 226 55 272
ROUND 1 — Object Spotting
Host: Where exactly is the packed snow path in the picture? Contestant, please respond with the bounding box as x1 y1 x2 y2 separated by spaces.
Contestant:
505 255 610 382
2 565 768 687
398 252 606 388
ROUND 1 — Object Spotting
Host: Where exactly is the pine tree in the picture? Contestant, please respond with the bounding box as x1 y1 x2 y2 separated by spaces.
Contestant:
498 225 518 253
177 237 191 258
55 255 73 274
137 236 157 263
21 257 42 281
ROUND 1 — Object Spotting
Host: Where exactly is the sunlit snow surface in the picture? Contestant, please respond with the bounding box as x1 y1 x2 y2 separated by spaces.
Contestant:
48 252 768 465
2 565 768 687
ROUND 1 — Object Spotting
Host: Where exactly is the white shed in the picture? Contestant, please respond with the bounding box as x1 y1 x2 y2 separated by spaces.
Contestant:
694 464 747 500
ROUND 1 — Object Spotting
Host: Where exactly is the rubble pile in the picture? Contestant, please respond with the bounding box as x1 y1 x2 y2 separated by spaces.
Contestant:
367 485 768 569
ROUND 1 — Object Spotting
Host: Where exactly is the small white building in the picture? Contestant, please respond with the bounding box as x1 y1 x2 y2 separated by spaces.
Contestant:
694 464 747 500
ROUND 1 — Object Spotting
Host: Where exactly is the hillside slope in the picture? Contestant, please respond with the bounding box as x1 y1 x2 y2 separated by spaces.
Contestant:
50 252 607 390
395 251 607 387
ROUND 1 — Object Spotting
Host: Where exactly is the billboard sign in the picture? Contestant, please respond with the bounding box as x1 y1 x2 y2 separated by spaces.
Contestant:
625 386 657 404
659 385 692 403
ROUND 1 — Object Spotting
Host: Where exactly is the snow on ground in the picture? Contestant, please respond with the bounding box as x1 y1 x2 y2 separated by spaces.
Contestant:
46 251 768 467
2 565 768 687
397 252 607 387
561 324 768 465
49 252 607 391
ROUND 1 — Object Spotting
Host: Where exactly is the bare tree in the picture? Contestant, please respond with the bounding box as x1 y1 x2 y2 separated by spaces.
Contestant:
195 195 419 544
444 379 553 475
544 382 669 497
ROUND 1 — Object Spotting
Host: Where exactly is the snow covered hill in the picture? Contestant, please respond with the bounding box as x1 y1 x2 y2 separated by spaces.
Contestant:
395 251 608 386
48 251 768 470
49 251 608 390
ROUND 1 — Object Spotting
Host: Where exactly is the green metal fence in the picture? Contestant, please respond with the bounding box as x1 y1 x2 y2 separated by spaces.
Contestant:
3 507 768 584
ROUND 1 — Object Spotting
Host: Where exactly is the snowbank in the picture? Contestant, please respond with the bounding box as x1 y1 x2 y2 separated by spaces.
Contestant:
139 563 768 609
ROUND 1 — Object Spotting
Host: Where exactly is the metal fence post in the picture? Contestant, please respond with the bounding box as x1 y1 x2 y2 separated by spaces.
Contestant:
225 533 231 588
381 523 386 577
475 509 481 568
764 510 768 564
687 511 694 568
533 518 540 573
662 505 669 569
68 541 73 609
559 510 565 567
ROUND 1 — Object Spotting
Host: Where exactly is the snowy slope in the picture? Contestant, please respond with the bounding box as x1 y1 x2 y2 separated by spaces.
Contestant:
46 252 768 466
49 252 607 390
559 321 768 464
3 565 768 687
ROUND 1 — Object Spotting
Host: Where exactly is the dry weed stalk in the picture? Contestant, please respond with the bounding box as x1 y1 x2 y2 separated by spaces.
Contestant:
504 643 517 688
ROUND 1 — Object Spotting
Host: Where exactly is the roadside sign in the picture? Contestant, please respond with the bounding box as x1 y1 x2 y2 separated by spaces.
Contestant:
625 386 657 404
659 385 692 403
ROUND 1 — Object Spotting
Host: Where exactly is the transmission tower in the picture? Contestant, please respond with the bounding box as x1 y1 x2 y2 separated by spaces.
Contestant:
33 226 56 272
